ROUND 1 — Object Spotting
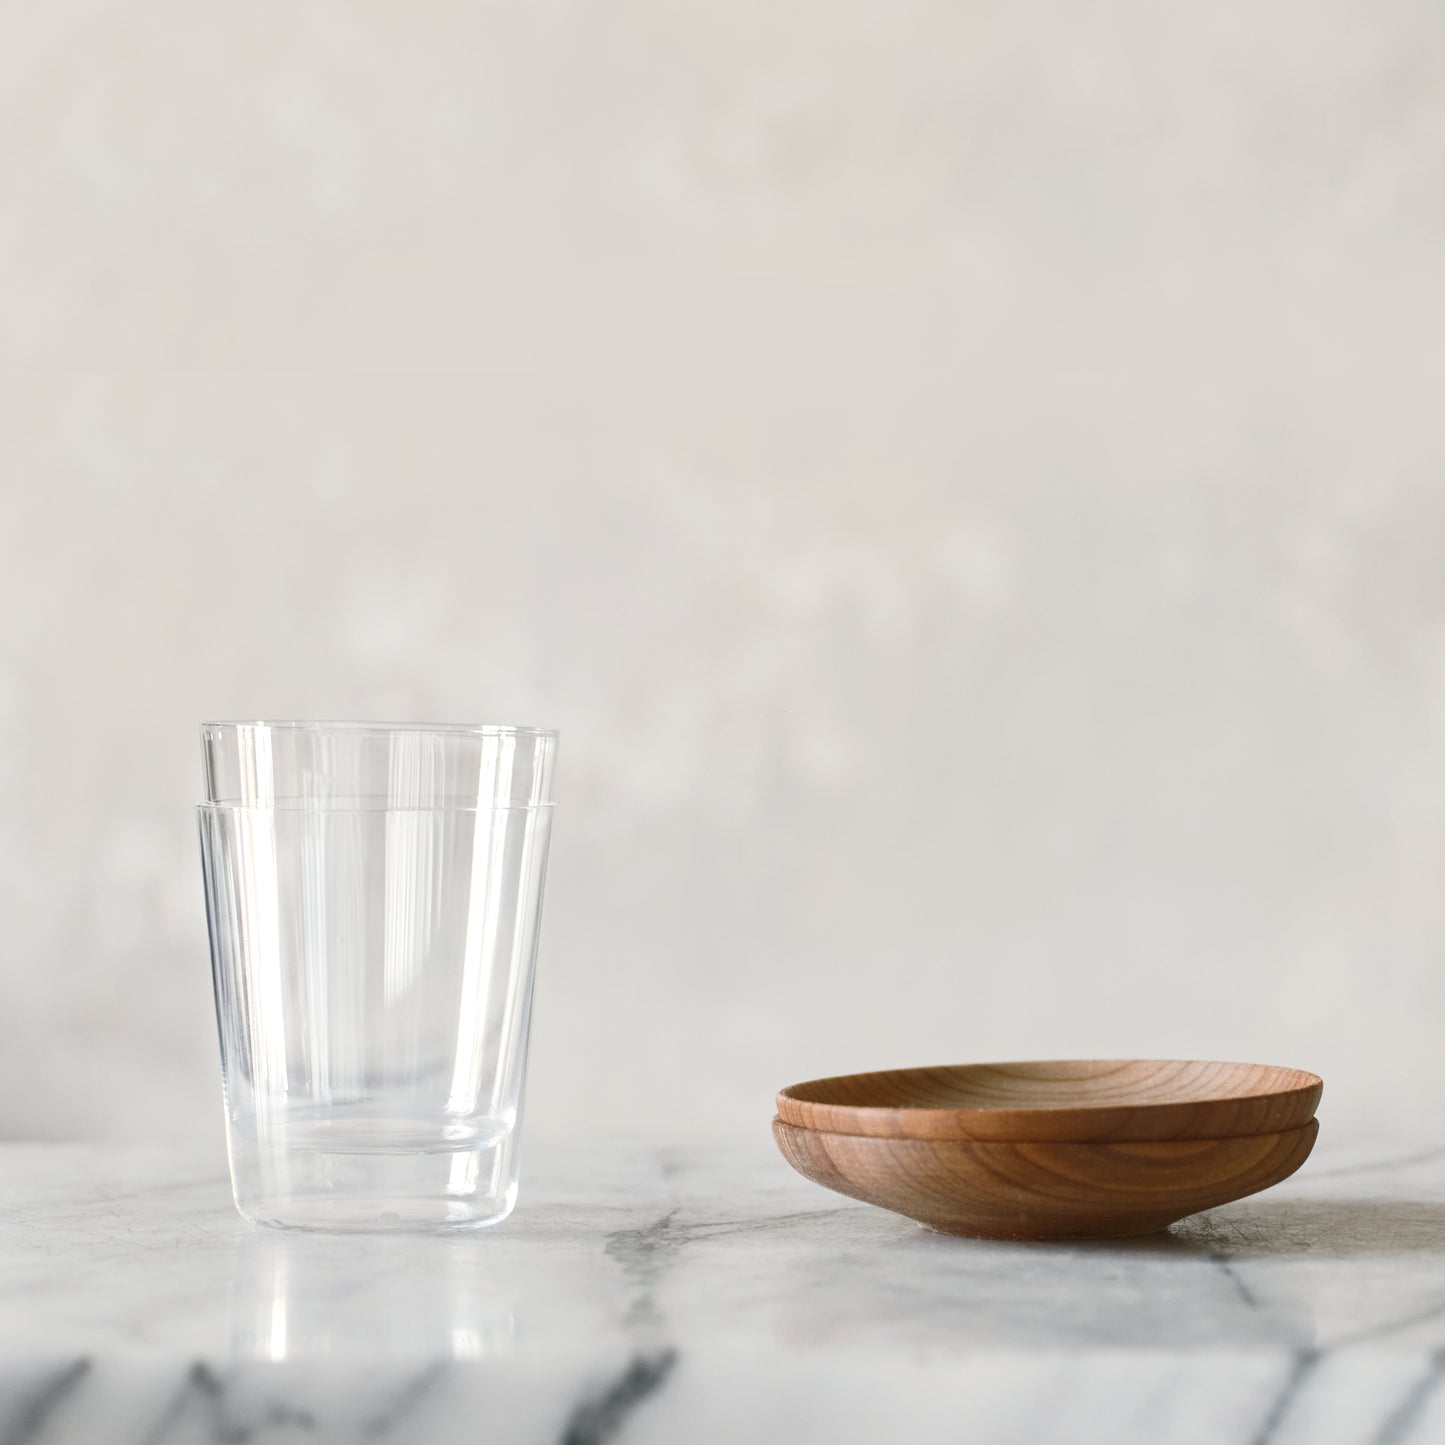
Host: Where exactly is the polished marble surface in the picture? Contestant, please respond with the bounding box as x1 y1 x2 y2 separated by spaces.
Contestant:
1 1139 1444 1442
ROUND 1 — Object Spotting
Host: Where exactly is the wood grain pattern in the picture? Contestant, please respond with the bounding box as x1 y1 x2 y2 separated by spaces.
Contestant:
777 1060 1323 1142
772 1116 1319 1240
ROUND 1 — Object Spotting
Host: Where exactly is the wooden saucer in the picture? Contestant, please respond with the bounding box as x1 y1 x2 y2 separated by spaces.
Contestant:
777 1060 1322 1143
773 1116 1319 1240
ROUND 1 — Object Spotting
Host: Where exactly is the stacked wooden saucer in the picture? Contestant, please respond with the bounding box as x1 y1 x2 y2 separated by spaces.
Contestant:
773 1059 1322 1241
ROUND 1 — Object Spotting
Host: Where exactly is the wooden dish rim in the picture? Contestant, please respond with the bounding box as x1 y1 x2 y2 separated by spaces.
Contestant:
776 1059 1324 1142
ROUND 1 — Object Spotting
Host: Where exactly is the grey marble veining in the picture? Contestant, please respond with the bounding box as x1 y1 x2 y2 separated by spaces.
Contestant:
2 1139 1445 1443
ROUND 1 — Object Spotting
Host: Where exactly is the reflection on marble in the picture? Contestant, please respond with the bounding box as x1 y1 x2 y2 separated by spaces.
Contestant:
1 1140 1445 1441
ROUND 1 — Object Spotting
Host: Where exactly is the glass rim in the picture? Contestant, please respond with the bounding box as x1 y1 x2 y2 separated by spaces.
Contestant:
201 719 558 739
196 801 554 815
198 797 553 810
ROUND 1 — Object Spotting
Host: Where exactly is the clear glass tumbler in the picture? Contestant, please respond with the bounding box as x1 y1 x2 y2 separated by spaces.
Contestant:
197 721 557 1231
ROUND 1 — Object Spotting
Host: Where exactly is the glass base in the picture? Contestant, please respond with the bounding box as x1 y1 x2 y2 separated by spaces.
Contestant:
226 1129 520 1233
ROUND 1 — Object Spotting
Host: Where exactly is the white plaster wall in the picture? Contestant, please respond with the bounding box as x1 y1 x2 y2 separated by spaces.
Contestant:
2 0 1442 1141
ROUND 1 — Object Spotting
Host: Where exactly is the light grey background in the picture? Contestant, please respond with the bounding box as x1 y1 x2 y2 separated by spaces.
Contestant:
2 1 1441 1143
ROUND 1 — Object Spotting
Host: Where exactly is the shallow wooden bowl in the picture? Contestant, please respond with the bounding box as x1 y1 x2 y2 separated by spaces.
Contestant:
777 1059 1322 1143
773 1116 1319 1240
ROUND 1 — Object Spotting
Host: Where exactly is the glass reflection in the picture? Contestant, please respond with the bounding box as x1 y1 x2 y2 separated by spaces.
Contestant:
230 1234 517 1362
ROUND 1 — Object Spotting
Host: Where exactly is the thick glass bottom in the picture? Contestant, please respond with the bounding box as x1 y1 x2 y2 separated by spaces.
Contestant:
226 1128 520 1233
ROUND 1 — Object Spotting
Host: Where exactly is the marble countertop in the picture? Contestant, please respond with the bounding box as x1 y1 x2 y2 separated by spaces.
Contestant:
1 1139 1444 1444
